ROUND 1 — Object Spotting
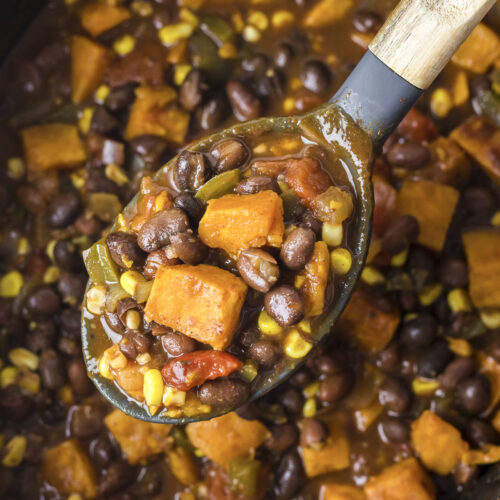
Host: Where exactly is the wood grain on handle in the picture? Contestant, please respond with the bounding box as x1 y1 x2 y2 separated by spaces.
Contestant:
369 0 496 89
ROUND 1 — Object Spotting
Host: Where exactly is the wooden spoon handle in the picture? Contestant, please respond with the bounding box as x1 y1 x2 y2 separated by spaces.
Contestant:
369 0 496 89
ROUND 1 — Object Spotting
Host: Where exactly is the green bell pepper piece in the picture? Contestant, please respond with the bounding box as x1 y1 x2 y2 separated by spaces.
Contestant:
83 238 120 285
229 458 261 496
195 169 241 202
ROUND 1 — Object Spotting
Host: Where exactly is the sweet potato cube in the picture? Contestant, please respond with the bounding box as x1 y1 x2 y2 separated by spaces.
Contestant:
304 0 354 28
80 1 131 38
411 410 469 475
462 230 500 309
364 458 435 500
462 444 500 466
42 439 97 499
301 417 350 477
104 409 171 464
186 412 269 469
354 399 383 433
295 241 330 317
452 23 500 74
114 362 145 401
396 179 459 252
145 264 247 350
21 123 87 172
320 483 365 500
450 116 500 187
338 290 400 354
72 36 113 104
199 191 285 256
124 86 189 144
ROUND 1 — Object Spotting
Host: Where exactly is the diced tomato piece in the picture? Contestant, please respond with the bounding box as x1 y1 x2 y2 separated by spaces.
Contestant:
285 157 331 205
373 174 397 236
398 108 438 144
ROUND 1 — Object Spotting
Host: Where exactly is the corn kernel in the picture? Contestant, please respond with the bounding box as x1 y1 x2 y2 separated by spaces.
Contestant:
271 10 294 29
113 34 136 56
282 97 295 113
95 84 110 103
412 378 439 396
480 309 500 330
253 143 268 155
131 0 153 16
232 12 245 32
322 222 343 247
9 348 39 371
218 43 238 59
105 164 129 186
242 25 261 43
158 23 194 46
2 436 27 467
7 157 25 179
302 397 316 418
419 283 443 306
86 284 107 315
298 319 311 334
125 309 141 330
248 10 268 30
136 352 152 365
303 381 320 399
1 366 19 388
174 64 193 86
144 369 164 406
447 288 473 313
390 248 408 267
120 271 152 303
17 237 30 257
330 248 352 274
18 371 41 394
491 211 500 227
179 7 199 27
361 266 385 285
99 355 113 380
0 270 24 298
108 349 127 370
163 386 187 407
284 329 313 359
430 88 453 118
258 310 283 336
59 385 75 406
43 266 60 284
239 360 258 382
68 494 83 500
194 448 205 458
447 336 473 357
78 107 94 134
71 169 87 190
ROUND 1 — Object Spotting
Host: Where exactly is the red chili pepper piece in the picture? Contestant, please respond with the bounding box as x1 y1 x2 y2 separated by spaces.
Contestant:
161 350 244 391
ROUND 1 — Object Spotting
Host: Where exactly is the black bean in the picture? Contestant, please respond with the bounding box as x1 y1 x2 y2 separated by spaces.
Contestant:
455 375 491 415
210 138 249 173
99 461 136 495
106 232 146 270
264 423 298 452
91 437 115 469
131 332 152 355
439 357 475 393
289 369 313 389
161 332 197 357
119 341 138 360
236 175 279 195
265 285 304 326
381 215 419 255
279 388 304 414
14 60 42 93
236 402 260 420
317 371 354 403
300 60 331 94
196 95 229 131
130 135 168 165
75 214 103 236
197 378 250 408
399 314 437 348
299 418 328 448
274 452 304 499
226 80 262 121
137 209 190 252
438 258 469 288
173 192 205 225
280 227 316 270
249 339 282 368
238 327 260 348
465 419 499 447
379 417 410 443
170 231 208 265
17 184 46 213
91 106 119 134
59 308 81 338
463 186 495 214
256 69 285 98
237 248 280 293
58 273 86 305
300 210 322 236
418 340 453 378
174 151 208 191
0 385 34 421
47 191 81 228
24 433 44 464
26 286 60 316
53 240 79 271
27 319 56 352
399 290 418 311
408 246 436 286
68 360 93 397
179 68 207 111
311 352 347 375
71 404 104 439
39 350 65 390
85 167 119 195
105 83 136 111
489 338 500 364
35 42 68 72
378 378 411 414
387 141 431 169
353 10 383 32
241 53 270 74
274 43 294 68
143 248 179 280
105 312 125 334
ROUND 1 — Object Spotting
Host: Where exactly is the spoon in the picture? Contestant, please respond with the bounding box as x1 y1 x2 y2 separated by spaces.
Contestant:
82 0 495 423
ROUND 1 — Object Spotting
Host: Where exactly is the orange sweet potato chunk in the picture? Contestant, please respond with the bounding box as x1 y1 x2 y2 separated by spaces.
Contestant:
452 23 500 74
113 362 145 401
304 0 354 28
80 1 131 37
320 483 365 500
364 458 435 500
42 439 97 499
462 230 500 309
338 290 400 354
186 412 269 469
145 264 247 350
396 179 459 252
21 123 87 172
72 35 113 104
105 409 171 464
199 191 285 256
411 410 469 475
124 86 189 144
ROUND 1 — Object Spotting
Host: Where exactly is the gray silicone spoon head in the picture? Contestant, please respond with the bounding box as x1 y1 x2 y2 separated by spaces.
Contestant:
82 0 496 424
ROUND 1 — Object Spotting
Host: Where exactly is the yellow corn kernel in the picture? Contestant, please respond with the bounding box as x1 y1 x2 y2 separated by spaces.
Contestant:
303 381 320 399
78 107 94 134
361 266 385 285
163 386 187 407
430 88 453 118
121 271 152 303
298 319 311 334
99 355 113 380
68 494 83 500
0 270 24 298
2 436 27 467
113 34 136 56
390 248 409 267
232 12 245 32
412 378 439 396
43 266 60 284
1 366 19 388
17 237 30 257
218 43 238 59
179 7 199 27
258 310 283 336
46 240 58 261
86 284 107 315
322 222 343 247
239 360 258 382
480 309 500 330
174 64 192 86
272 10 294 29
70 169 87 190
366 237 382 264
284 329 313 359
282 97 295 113
253 143 268 155
491 211 500 227
144 369 164 406
447 336 473 357
59 385 75 406
136 352 152 365
419 283 443 306
302 397 316 418
125 309 141 330
108 349 127 370
7 157 25 179
105 164 129 186
158 23 194 46
194 448 205 458
330 248 352 275
242 25 261 43
9 348 39 371
248 10 268 30
95 84 110 103
18 371 41 394
447 288 473 313
131 0 153 16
